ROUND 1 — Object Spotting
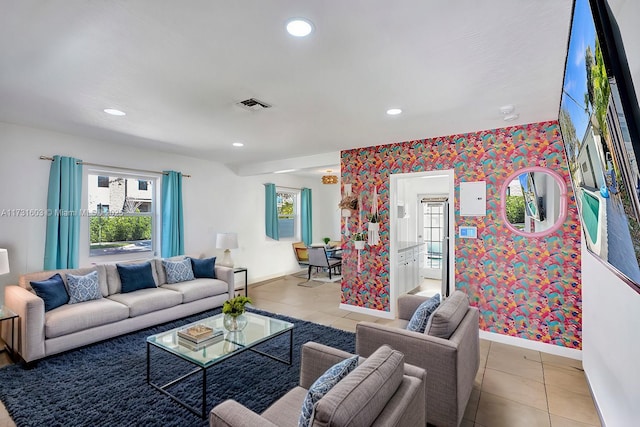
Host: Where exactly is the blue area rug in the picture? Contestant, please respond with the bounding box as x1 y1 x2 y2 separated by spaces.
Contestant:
0 308 355 427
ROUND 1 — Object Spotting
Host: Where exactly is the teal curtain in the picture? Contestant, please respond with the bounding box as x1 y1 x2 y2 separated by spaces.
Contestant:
161 171 184 257
44 155 83 270
265 183 279 240
301 188 312 246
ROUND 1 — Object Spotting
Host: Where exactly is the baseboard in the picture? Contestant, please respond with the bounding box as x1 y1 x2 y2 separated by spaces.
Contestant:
479 330 582 360
339 303 395 320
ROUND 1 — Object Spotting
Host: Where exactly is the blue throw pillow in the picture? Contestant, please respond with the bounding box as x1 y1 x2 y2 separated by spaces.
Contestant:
66 270 102 304
299 355 359 427
117 262 156 293
162 258 195 284
407 293 441 333
189 257 216 279
30 273 69 312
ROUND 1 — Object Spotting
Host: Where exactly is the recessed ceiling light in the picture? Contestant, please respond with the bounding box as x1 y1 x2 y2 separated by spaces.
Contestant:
499 105 515 115
274 169 297 174
503 113 520 122
286 18 313 37
386 108 402 116
104 108 126 116
232 142 244 147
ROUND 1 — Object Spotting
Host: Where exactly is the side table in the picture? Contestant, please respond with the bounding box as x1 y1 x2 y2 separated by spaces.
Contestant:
0 305 18 361
233 267 248 297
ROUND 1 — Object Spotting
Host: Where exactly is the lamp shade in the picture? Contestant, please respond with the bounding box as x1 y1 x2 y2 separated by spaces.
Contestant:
0 249 9 276
216 232 238 250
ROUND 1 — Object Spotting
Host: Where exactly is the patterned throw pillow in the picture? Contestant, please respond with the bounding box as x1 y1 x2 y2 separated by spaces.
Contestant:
406 293 441 333
66 270 102 304
299 355 359 427
162 258 195 284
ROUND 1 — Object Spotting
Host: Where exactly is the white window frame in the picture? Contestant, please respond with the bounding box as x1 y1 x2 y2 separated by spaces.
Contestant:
276 187 301 241
80 167 161 265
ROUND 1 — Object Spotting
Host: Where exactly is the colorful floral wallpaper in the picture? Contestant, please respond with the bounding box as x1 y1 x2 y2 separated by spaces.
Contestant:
340 121 582 349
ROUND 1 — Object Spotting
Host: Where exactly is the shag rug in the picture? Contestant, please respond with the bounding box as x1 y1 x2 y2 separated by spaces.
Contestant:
0 308 355 427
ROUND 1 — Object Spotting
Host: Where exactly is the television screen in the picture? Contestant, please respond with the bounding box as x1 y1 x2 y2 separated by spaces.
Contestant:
558 0 640 289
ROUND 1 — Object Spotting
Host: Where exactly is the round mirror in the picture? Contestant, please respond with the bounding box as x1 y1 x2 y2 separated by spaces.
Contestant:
500 166 567 237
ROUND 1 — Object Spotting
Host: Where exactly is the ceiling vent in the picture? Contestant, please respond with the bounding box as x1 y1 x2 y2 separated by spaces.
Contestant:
236 98 272 111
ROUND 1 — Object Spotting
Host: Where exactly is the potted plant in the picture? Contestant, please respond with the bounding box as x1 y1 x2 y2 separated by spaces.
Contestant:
352 232 366 250
222 295 252 331
367 213 380 246
323 237 331 248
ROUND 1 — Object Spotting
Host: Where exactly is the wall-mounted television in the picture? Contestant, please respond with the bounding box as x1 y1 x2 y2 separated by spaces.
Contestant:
558 0 640 292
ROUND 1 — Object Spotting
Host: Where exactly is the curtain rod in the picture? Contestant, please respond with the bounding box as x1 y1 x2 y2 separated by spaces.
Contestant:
266 184 302 191
39 156 191 178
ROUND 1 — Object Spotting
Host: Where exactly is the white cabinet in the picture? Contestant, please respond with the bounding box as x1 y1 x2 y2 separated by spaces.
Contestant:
397 242 423 295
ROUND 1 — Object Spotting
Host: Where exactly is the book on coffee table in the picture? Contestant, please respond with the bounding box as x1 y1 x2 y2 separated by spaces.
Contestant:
178 333 224 351
177 324 223 343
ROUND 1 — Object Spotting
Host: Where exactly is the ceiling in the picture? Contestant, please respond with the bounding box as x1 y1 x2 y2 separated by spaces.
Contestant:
0 0 573 175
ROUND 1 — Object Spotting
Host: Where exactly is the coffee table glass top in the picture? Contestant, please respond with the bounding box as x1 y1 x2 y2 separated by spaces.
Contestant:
146 312 293 367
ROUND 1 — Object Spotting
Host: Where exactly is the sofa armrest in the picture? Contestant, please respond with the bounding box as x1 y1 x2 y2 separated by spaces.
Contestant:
215 266 235 296
4 285 46 362
299 341 356 390
397 294 429 321
209 399 278 427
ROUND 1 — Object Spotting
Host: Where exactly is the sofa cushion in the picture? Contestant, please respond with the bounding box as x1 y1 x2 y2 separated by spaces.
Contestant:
190 257 216 279
108 287 182 317
105 261 160 295
44 298 129 339
314 345 404 427
116 262 157 293
161 278 229 303
30 273 69 312
425 290 470 339
299 355 359 427
66 270 102 304
162 258 195 284
261 386 309 427
407 293 440 333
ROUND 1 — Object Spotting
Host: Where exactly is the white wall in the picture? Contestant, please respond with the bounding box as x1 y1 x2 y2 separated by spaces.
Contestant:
0 122 340 303
581 2 640 425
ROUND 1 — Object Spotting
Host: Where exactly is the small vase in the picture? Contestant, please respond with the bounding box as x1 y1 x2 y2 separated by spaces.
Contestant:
223 313 248 331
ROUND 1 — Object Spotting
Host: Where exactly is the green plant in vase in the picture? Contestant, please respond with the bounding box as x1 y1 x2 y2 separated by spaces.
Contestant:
222 295 252 331
352 232 366 250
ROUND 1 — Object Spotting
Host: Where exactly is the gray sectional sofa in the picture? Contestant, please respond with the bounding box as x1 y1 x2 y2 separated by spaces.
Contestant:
4 257 234 363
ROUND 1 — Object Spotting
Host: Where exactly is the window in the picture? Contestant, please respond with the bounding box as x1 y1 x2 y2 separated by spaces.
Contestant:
87 172 157 258
277 190 298 239
97 176 109 188
422 202 444 269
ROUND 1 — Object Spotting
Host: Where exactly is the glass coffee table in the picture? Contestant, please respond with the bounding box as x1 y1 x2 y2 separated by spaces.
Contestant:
146 311 294 418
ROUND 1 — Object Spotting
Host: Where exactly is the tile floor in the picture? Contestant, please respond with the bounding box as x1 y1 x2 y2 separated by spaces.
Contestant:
0 273 601 427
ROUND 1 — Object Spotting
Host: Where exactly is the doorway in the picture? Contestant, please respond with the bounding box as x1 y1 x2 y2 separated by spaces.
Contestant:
389 170 455 316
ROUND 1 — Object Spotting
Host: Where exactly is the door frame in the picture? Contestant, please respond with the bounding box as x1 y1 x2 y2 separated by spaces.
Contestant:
389 169 455 317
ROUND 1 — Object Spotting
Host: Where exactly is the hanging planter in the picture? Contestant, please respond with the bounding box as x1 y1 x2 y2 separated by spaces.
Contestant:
368 187 381 246
354 240 366 250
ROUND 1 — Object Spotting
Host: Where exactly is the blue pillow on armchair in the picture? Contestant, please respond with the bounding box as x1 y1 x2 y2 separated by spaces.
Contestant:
30 273 69 312
117 262 156 293
407 293 441 333
189 257 216 279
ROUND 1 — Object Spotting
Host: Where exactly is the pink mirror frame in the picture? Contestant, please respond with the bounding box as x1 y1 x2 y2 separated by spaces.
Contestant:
500 166 568 238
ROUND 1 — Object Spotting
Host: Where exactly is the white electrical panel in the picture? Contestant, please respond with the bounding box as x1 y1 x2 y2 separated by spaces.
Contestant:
460 181 486 216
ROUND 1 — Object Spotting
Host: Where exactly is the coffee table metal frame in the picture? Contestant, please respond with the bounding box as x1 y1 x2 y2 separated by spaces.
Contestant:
146 312 293 419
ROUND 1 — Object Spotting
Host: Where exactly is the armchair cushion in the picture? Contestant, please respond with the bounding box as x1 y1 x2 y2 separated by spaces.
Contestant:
406 293 440 333
299 355 359 427
314 345 404 427
426 290 470 339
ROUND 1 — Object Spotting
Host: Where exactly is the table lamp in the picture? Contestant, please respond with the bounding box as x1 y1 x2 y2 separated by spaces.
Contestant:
216 233 238 267
0 249 9 276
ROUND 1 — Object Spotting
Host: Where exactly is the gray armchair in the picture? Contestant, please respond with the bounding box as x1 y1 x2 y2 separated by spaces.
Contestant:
307 246 341 280
356 291 479 427
209 342 426 427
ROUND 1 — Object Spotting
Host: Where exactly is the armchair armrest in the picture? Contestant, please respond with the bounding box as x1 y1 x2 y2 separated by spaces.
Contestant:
209 399 278 427
299 341 356 389
214 265 235 296
4 285 46 362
